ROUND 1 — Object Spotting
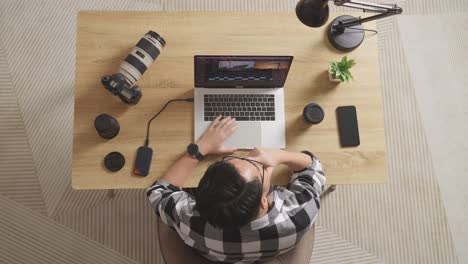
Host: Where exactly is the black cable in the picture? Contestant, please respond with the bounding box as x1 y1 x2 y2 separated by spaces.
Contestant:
348 27 378 35
144 98 194 147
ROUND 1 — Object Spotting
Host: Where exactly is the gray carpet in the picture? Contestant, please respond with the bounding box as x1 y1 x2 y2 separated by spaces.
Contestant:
1 0 467 263
398 13 468 262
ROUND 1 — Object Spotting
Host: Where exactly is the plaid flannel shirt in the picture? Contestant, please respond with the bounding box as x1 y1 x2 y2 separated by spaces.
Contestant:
147 153 325 263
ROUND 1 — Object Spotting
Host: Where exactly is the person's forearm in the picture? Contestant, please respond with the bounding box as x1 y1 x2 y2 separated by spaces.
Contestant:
280 151 312 171
159 152 199 187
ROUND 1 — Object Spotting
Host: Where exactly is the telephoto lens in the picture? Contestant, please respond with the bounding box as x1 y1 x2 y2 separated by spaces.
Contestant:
118 31 166 86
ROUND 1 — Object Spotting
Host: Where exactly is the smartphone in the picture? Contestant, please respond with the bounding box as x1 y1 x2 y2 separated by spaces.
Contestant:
336 106 360 147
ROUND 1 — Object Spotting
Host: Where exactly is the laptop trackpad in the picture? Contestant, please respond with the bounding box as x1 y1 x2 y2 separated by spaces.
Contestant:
224 122 261 149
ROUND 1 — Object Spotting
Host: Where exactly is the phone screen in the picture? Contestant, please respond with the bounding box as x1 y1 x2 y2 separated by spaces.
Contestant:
336 106 360 147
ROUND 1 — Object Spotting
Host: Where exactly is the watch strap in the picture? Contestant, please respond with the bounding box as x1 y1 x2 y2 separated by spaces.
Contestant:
187 143 204 161
193 150 204 161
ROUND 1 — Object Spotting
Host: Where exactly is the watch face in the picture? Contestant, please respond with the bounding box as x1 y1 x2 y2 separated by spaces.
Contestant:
188 144 199 155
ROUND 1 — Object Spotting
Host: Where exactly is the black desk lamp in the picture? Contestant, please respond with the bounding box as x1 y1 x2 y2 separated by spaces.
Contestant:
296 0 402 51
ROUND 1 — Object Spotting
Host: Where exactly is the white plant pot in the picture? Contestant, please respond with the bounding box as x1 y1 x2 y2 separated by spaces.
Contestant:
328 65 341 83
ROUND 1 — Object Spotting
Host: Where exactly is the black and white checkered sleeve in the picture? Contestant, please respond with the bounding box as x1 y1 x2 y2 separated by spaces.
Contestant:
287 151 326 206
146 179 191 227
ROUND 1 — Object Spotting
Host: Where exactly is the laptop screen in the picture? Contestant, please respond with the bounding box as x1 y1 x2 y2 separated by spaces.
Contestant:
194 55 293 88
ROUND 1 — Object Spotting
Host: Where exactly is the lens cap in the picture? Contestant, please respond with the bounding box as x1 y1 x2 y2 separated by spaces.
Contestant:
303 103 325 124
95 114 112 132
104 152 125 172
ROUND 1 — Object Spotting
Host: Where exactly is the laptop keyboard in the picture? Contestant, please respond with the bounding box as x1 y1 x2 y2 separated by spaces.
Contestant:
204 94 275 121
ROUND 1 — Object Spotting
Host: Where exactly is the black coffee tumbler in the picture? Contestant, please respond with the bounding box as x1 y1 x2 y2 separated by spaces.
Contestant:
94 113 120 139
303 103 325 125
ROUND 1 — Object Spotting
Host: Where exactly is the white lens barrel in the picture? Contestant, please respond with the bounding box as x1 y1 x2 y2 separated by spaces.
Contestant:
119 62 142 85
117 31 165 86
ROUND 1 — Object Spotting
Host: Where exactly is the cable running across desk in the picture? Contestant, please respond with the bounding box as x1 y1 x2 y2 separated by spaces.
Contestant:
144 98 194 147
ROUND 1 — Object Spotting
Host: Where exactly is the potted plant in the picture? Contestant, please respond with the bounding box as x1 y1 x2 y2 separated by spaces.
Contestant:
329 56 356 83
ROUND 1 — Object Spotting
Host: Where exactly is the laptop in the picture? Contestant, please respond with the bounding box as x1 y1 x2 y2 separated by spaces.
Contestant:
194 55 293 149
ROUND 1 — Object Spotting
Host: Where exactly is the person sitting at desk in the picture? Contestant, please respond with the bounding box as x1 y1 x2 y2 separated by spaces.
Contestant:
146 115 326 263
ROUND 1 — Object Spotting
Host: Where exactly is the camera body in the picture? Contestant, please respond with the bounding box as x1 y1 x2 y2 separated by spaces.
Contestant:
101 73 142 105
102 31 165 105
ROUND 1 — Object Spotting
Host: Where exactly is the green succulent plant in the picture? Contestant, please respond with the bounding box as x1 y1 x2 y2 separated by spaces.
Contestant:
329 56 356 82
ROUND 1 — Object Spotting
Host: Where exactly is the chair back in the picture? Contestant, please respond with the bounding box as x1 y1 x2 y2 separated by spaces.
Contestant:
157 218 315 264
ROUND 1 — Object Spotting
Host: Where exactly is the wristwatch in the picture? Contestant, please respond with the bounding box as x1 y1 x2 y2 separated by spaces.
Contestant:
187 143 205 161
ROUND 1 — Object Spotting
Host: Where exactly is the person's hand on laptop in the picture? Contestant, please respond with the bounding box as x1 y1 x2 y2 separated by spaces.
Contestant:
197 115 238 155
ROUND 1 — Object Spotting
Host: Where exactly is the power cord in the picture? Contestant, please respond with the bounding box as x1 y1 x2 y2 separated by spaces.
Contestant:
348 27 378 35
144 98 194 147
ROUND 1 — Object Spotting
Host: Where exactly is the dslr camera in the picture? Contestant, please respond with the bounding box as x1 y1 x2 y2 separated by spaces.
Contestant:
102 31 166 105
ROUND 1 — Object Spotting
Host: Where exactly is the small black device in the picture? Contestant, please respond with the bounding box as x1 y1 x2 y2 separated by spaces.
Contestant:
303 103 325 124
94 113 120 139
133 146 153 177
336 106 360 147
187 143 205 161
101 31 166 105
104 152 125 172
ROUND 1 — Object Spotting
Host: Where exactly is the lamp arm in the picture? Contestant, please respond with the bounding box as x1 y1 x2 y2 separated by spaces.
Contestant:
332 0 402 29
335 0 400 12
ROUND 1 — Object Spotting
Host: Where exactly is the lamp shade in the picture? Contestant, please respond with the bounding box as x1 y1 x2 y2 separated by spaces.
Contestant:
296 0 330 27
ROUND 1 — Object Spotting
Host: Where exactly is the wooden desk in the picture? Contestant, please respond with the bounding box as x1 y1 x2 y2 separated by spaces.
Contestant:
73 11 387 189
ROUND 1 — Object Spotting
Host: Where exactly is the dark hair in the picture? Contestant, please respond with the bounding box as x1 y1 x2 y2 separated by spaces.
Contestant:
195 161 262 228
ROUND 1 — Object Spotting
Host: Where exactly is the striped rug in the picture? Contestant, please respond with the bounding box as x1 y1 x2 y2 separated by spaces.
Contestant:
0 0 467 263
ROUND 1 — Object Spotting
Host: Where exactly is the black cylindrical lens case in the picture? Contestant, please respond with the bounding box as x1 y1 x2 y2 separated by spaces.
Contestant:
303 103 325 125
95 113 120 139
104 152 125 172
